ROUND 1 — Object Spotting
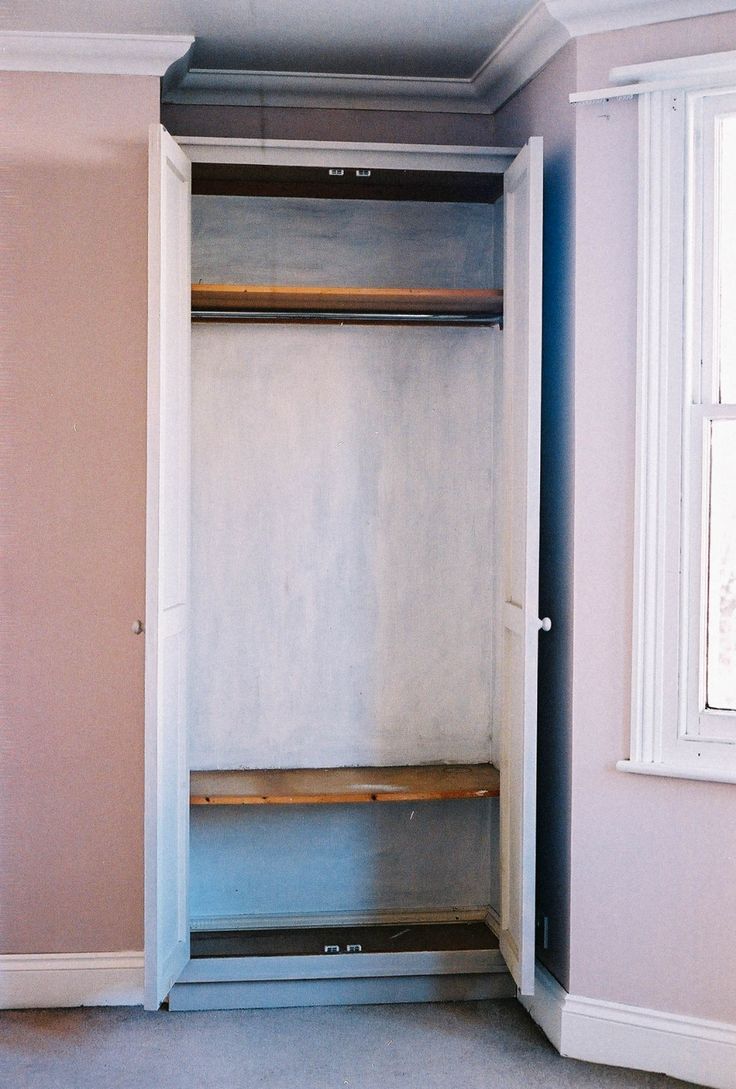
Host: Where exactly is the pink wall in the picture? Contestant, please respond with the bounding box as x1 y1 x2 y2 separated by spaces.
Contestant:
0 73 490 958
498 10 736 1023
0 72 159 953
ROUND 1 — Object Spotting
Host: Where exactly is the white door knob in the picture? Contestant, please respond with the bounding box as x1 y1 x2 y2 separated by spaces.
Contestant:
538 617 552 632
132 619 145 635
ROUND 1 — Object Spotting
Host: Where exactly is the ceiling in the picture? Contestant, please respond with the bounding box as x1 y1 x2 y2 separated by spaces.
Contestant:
8 1 736 114
10 0 537 79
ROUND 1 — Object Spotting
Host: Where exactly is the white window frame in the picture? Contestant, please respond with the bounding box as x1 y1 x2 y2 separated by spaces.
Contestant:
616 57 736 784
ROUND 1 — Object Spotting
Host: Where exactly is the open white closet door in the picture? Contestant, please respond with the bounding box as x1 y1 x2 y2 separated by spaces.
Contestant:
498 136 543 997
144 125 192 1009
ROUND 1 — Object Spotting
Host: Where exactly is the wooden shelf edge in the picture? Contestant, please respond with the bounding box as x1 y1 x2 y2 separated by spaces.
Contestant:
190 764 500 806
191 283 503 316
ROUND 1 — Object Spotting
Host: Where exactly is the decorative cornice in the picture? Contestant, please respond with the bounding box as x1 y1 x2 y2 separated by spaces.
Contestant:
163 66 485 114
0 31 194 76
162 2 569 114
472 1 570 114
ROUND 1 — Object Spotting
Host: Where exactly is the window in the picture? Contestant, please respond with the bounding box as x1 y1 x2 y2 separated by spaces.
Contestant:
621 62 736 783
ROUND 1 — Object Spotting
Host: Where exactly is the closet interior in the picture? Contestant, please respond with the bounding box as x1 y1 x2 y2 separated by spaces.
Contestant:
145 132 541 1012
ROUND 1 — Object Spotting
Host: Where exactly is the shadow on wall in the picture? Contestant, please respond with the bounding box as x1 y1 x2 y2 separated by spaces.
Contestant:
535 145 574 990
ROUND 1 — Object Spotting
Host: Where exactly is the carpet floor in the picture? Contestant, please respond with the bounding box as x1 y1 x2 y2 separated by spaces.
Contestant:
0 998 701 1089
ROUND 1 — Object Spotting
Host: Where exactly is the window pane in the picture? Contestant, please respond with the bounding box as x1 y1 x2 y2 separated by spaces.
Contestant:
706 419 736 710
716 116 736 403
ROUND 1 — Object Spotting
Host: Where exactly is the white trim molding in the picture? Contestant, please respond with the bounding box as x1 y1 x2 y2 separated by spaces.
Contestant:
572 48 736 103
162 3 567 115
0 31 194 76
612 48 736 88
176 136 519 173
0 952 144 1008
165 66 486 114
619 55 736 783
523 964 736 1089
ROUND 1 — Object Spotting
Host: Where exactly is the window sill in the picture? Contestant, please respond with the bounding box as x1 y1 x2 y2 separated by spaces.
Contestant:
616 760 736 785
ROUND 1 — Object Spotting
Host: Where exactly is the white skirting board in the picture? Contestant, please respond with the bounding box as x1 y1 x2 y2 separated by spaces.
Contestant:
522 963 736 1089
0 952 144 1009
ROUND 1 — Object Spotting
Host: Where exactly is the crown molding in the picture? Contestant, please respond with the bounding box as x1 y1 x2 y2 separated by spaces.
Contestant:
162 2 568 114
472 1 569 114
163 66 485 113
0 31 194 76
546 0 736 36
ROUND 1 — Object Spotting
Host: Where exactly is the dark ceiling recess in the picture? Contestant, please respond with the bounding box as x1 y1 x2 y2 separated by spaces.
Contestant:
192 162 504 203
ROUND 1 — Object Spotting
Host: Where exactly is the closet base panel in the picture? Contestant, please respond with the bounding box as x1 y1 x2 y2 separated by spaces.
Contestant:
168 971 515 1011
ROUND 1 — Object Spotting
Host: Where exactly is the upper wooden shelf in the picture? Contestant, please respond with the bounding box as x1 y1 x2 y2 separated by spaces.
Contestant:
191 283 503 317
190 764 500 806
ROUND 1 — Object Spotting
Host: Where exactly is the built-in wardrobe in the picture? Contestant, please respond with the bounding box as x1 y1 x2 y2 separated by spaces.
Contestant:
144 126 544 1012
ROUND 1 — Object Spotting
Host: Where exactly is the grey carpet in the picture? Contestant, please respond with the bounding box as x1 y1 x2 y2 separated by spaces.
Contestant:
0 999 701 1089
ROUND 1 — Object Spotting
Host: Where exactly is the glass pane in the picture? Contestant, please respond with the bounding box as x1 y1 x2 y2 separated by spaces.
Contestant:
716 116 736 403
706 420 736 710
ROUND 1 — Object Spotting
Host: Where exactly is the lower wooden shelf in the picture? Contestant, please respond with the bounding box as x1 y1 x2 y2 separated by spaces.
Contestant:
190 764 500 806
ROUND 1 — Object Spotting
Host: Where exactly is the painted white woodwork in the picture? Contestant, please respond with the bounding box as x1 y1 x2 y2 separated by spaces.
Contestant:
628 90 688 773
189 324 500 769
162 3 567 116
144 135 542 1011
611 49 736 89
179 138 519 175
164 65 489 113
0 30 193 75
145 124 192 1010
168 972 513 1010
179 947 504 983
684 91 736 749
0 952 144 1009
523 963 736 1089
498 137 543 997
571 50 736 104
471 1 569 115
192 197 501 291
624 72 736 783
616 759 736 784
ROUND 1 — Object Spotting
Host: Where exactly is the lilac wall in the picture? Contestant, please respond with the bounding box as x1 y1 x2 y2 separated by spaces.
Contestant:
498 12 736 1021
570 14 736 1023
0 72 159 953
